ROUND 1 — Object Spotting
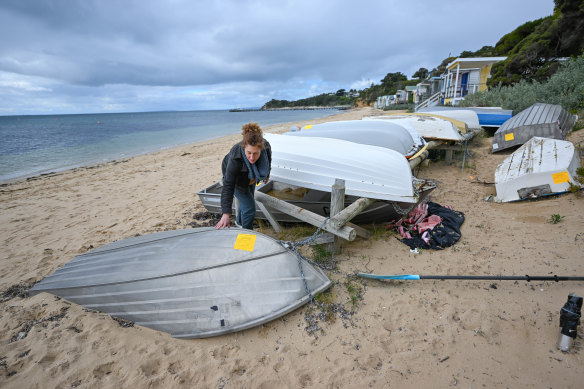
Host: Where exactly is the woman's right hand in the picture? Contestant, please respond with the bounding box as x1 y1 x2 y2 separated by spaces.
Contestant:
215 213 231 229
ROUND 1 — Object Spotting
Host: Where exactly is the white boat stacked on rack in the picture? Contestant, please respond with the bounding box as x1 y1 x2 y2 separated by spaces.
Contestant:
494 137 581 202
416 106 512 128
30 228 332 339
264 133 419 203
363 114 466 142
413 109 481 130
288 120 426 158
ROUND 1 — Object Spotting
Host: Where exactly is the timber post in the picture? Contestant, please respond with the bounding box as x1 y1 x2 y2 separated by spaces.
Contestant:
328 179 345 254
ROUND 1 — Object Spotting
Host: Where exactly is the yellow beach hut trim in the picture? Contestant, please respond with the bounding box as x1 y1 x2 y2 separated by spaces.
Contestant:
442 57 506 105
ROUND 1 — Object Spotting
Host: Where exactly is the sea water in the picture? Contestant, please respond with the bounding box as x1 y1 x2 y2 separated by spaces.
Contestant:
0 109 339 182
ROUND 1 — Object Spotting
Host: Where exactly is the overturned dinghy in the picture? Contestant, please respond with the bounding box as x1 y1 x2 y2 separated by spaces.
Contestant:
412 109 481 130
30 228 331 338
492 103 577 152
363 114 466 142
417 106 512 128
494 137 581 202
290 120 426 158
264 133 419 203
198 179 436 224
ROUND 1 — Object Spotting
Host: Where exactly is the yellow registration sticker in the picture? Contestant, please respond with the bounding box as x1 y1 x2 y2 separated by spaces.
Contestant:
304 124 312 130
552 171 570 184
234 234 256 251
504 133 514 141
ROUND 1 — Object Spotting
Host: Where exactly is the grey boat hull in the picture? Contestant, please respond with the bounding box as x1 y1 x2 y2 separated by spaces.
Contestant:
197 180 436 224
492 103 577 152
30 228 331 338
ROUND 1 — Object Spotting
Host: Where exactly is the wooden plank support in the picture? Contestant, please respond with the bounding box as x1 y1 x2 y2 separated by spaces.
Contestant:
409 150 429 170
328 179 345 254
255 200 281 233
346 221 371 239
328 197 376 231
254 191 357 241
408 140 443 170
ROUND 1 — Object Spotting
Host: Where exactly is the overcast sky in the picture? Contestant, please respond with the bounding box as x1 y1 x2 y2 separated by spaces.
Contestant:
0 0 554 115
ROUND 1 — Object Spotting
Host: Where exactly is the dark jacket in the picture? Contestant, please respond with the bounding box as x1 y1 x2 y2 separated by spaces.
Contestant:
220 141 272 214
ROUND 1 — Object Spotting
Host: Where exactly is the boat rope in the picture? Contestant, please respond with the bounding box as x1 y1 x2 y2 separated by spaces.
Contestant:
391 179 422 216
277 217 329 304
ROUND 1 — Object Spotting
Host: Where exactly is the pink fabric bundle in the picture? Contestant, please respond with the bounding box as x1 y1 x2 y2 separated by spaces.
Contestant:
388 202 443 244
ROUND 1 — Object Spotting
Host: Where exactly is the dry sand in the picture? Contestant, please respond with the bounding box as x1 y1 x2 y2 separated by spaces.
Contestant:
1 107 583 388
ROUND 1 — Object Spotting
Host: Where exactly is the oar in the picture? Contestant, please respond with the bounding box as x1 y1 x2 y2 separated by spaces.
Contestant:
356 273 584 282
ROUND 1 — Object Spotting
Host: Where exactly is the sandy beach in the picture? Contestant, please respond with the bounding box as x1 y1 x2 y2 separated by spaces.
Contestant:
1 106 583 388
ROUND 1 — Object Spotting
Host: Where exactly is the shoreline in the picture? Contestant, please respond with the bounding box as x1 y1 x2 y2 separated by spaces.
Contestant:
1 106 583 388
0 108 369 187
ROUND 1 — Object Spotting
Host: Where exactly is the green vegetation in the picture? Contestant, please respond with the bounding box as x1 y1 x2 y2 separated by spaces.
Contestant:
459 54 584 113
568 181 581 193
311 244 332 263
549 214 565 224
277 225 316 241
344 278 363 307
489 0 584 86
263 90 356 109
358 72 419 106
576 167 584 184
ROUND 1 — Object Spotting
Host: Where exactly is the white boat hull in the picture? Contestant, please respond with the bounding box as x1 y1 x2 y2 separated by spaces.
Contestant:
363 114 466 142
494 137 581 202
289 120 425 158
414 109 481 130
264 133 418 203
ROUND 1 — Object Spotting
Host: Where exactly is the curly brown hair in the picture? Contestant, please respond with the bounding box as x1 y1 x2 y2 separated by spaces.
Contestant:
241 122 264 149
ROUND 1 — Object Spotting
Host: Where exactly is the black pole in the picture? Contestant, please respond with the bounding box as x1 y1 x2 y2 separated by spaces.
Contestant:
419 275 584 282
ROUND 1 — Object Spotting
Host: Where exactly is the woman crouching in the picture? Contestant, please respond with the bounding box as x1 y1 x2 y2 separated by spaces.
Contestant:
215 122 271 230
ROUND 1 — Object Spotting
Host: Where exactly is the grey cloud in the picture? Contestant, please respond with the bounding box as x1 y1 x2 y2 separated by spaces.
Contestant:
0 0 555 114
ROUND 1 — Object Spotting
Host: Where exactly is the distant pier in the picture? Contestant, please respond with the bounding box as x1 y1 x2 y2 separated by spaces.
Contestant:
229 105 352 112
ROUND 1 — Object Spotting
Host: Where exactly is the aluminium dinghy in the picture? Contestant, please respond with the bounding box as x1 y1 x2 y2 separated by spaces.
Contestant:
30 228 331 338
492 103 577 152
198 179 436 224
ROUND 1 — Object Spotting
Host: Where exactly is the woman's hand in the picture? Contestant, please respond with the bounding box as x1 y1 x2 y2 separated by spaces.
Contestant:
215 213 231 229
263 175 270 184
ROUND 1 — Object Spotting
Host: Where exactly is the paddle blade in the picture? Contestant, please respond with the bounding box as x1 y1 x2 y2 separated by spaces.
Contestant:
357 273 420 280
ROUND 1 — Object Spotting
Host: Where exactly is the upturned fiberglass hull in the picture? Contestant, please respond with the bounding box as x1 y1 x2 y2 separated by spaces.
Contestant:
494 137 581 202
288 119 426 158
30 228 331 338
412 109 481 130
363 114 466 142
264 133 421 203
